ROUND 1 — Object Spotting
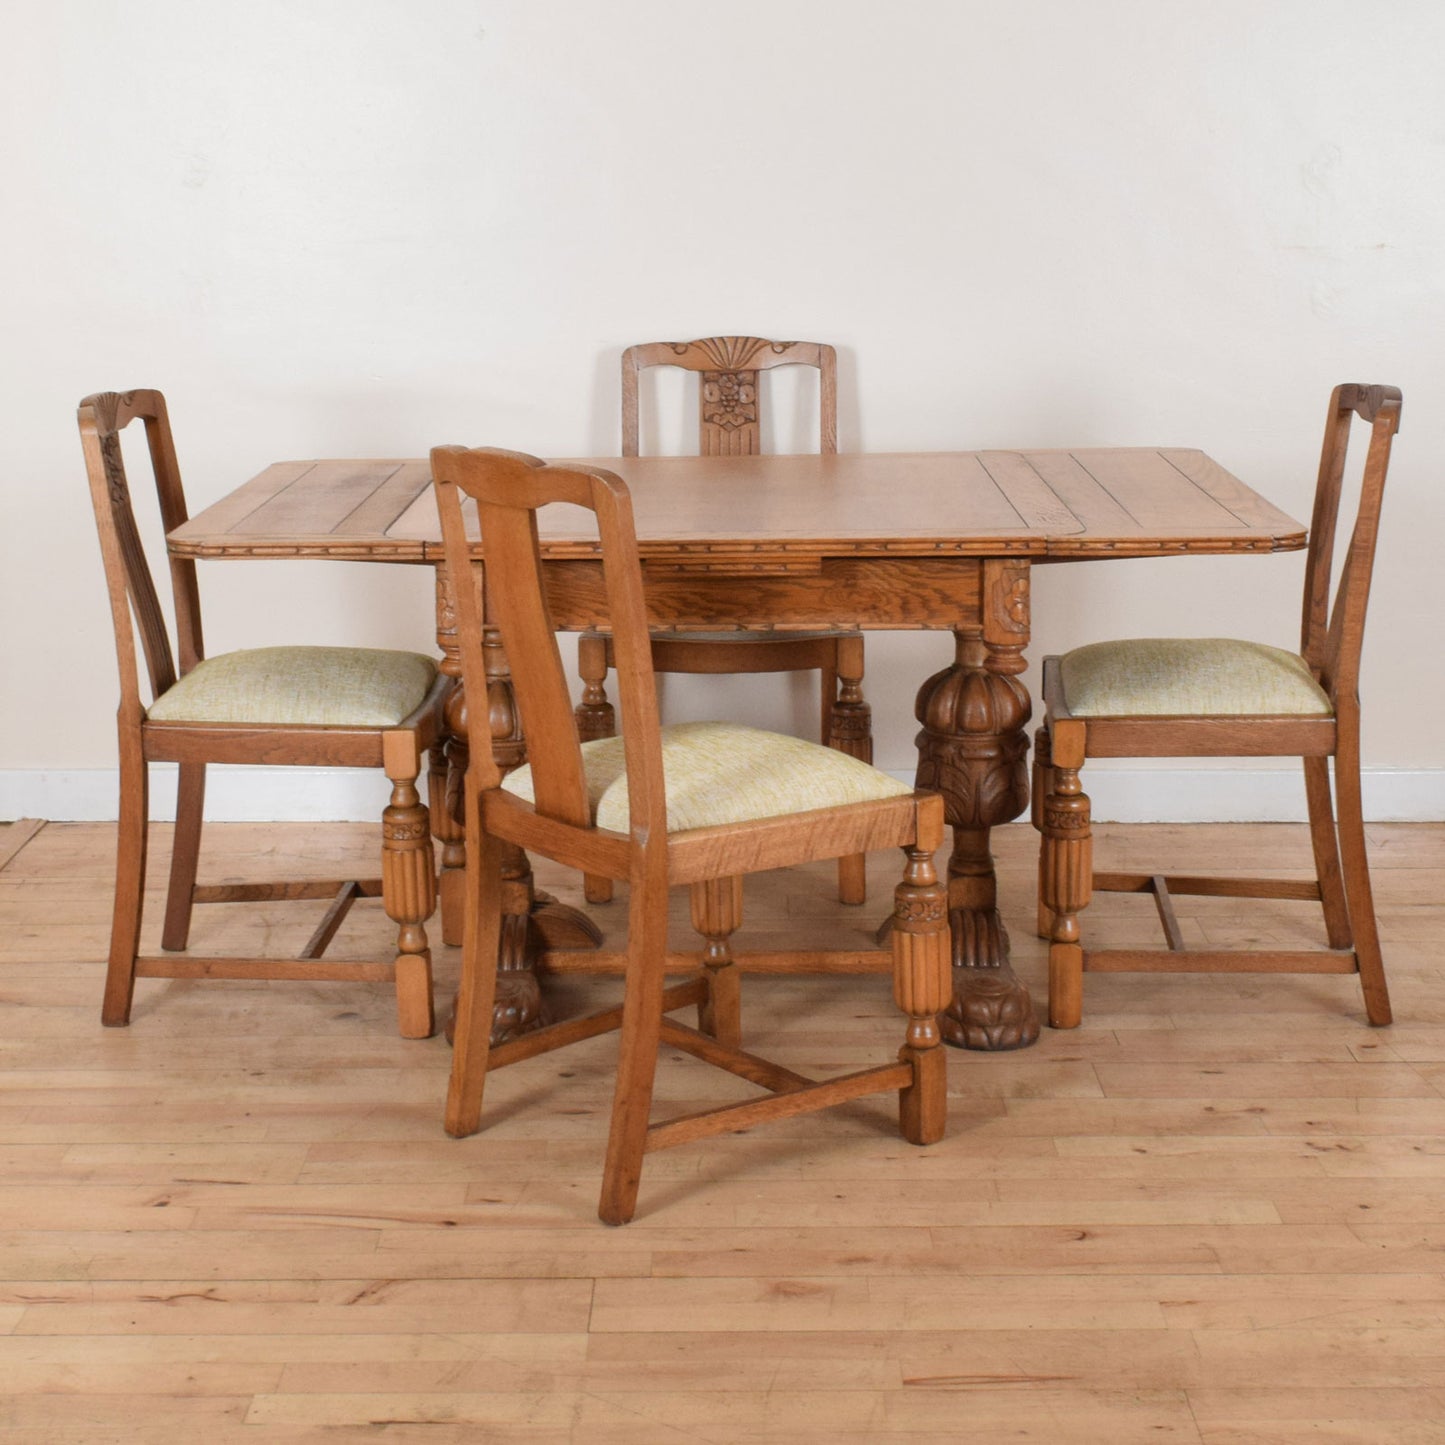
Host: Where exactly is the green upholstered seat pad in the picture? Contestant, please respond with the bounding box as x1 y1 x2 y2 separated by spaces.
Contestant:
1059 638 1333 718
147 647 437 727
503 721 911 834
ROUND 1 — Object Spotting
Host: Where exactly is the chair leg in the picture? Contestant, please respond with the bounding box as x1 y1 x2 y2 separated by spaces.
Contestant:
1031 724 1056 940
819 658 837 746
1303 755 1353 950
690 875 742 1049
829 634 871 906
598 857 671 1226
161 761 205 951
429 738 467 949
1041 720 1091 1029
382 733 437 1040
103 736 148 1027
576 634 616 905
1334 734 1391 1026
892 837 951 1145
444 822 505 1137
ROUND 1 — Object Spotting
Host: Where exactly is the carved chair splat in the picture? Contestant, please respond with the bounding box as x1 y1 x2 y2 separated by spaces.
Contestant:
576 337 871 907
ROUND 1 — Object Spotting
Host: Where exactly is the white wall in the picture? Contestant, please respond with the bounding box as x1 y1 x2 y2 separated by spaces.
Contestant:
4 0 1444 821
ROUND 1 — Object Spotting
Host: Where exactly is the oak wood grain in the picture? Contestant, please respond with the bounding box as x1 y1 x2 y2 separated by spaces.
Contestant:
170 449 1305 564
3 820 1445 1440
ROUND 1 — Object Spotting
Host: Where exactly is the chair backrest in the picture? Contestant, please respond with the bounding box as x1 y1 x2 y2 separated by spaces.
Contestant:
78 389 203 722
430 446 666 840
621 336 837 458
1300 383 1402 711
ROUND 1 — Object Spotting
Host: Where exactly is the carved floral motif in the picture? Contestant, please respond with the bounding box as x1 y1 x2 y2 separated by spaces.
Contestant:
895 894 948 925
383 816 432 842
828 705 872 743
701 370 758 434
1004 574 1030 629
1042 804 1091 833
915 740 1031 831
434 568 458 644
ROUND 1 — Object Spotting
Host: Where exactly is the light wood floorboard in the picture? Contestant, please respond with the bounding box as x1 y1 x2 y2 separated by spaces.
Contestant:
0 818 1443 1441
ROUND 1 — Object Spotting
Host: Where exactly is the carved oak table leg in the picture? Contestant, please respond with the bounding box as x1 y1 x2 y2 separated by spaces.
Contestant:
913 560 1041 1050
433 561 602 1047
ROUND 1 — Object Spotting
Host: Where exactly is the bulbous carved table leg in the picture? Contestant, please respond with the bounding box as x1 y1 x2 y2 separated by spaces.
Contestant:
434 562 602 1047
913 560 1041 1050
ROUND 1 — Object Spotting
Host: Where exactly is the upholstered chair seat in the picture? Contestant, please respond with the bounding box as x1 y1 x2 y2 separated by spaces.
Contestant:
79 389 445 1040
503 721 910 834
1058 638 1332 719
147 646 438 727
1032 383 1401 1033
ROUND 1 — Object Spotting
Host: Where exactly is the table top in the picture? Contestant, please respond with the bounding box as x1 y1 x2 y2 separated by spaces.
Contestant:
169 450 1306 568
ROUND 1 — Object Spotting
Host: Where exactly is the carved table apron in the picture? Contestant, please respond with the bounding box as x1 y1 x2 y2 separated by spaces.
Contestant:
169 449 1306 1051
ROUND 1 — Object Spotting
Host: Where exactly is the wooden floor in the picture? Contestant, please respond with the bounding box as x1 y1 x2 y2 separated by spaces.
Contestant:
2 818 1444 1443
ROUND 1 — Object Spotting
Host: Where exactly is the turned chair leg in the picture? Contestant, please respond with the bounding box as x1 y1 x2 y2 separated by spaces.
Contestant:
445 824 505 1137
829 634 872 906
103 740 149 1027
1031 724 1056 940
382 732 437 1040
1334 733 1391 1026
892 836 951 1145
690 875 743 1049
599 862 671 1226
576 633 616 905
429 738 467 949
161 761 205 951
1040 719 1091 1029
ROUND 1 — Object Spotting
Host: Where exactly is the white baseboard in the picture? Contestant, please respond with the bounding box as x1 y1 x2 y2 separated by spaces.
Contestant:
1028 767 1444 824
4 765 1442 824
1 768 396 824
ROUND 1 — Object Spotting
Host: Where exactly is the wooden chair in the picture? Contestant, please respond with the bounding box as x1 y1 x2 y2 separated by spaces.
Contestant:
1033 384 1401 1029
575 336 872 907
79 390 448 1037
432 444 951 1225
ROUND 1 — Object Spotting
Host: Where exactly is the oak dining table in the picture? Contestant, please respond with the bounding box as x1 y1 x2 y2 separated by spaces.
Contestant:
169 447 1306 1051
